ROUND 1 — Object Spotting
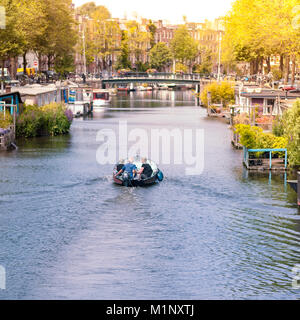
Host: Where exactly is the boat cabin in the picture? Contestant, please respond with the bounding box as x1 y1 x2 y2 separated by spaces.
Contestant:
93 90 110 101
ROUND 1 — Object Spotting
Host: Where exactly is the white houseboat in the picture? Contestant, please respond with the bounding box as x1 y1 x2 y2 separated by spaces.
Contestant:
92 89 111 112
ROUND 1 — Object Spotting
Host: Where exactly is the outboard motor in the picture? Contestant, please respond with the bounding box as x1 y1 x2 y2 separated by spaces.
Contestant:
122 171 130 187
157 170 164 182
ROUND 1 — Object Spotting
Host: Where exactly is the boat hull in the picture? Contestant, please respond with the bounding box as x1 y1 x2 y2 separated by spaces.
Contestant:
113 173 159 187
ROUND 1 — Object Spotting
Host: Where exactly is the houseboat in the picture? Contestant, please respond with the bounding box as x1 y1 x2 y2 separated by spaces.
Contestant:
92 89 111 112
235 85 300 116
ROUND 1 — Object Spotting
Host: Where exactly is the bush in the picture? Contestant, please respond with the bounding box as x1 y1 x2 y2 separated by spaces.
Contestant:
234 124 288 155
200 81 235 108
16 103 73 138
235 124 262 149
233 112 250 125
0 111 13 129
272 115 285 137
270 100 300 166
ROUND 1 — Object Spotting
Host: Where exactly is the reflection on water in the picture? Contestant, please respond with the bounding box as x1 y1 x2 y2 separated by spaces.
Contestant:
0 91 299 300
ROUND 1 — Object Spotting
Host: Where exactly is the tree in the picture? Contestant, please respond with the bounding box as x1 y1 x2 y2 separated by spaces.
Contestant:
223 0 300 80
80 5 120 73
54 53 75 76
149 43 172 71
115 31 131 70
37 0 77 71
194 48 214 74
170 25 198 72
77 1 97 17
0 0 23 76
0 0 46 75
91 5 111 21
0 0 77 77
147 20 157 49
126 20 150 69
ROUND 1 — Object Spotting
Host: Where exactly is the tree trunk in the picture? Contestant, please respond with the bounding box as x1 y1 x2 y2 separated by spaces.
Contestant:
10 57 17 79
1 59 4 77
280 55 284 75
38 53 42 73
48 55 52 70
266 57 271 73
250 61 254 75
284 55 290 84
291 54 296 85
260 57 264 74
254 58 259 74
23 53 27 75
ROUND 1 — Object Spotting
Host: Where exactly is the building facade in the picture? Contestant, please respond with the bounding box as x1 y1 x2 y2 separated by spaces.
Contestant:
74 11 225 74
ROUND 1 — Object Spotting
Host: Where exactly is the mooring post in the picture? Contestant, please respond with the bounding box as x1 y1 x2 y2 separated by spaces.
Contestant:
196 83 200 106
13 104 16 141
297 172 300 206
285 149 288 169
207 91 211 116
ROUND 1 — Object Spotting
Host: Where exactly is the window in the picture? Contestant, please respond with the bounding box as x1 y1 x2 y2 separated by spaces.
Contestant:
94 93 108 100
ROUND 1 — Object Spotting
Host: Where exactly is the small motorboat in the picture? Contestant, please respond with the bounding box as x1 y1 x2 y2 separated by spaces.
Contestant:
113 159 164 187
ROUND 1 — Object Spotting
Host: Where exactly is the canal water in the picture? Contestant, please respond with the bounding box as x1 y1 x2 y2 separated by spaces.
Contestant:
0 90 299 300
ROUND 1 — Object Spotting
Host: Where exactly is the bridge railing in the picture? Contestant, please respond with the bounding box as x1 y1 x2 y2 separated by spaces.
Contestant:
106 72 203 81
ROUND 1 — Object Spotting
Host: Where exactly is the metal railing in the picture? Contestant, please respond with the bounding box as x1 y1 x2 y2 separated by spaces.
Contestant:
103 72 204 81
243 147 288 170
0 102 17 140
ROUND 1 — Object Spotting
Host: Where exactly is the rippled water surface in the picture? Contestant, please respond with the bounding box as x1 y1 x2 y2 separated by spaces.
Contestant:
0 91 299 300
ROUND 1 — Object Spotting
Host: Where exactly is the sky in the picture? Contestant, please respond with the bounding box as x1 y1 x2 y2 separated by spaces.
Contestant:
72 0 234 24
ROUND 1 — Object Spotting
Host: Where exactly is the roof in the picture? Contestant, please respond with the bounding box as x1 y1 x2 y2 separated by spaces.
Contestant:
11 85 59 96
0 91 23 103
239 89 300 100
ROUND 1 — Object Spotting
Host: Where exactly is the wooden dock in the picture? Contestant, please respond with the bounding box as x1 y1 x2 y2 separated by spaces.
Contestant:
0 103 17 151
243 147 288 171
0 126 15 151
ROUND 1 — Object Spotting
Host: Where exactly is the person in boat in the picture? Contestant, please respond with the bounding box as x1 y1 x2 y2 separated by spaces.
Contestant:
116 157 137 179
138 157 153 180
116 159 125 173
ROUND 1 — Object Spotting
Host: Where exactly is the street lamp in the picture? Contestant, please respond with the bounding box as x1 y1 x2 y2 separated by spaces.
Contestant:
217 31 222 82
82 16 88 76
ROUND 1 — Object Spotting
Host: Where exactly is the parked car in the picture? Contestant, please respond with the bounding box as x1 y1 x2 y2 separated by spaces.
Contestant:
288 89 300 93
278 84 297 91
0 76 19 86
16 74 34 86
42 70 59 82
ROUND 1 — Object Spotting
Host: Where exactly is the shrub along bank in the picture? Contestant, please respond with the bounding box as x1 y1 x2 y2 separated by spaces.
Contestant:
233 100 300 167
16 103 73 138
